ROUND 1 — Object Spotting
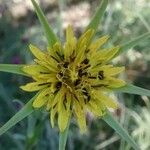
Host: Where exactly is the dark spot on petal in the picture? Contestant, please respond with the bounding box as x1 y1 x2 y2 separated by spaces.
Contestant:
74 79 81 86
50 55 59 62
98 71 104 80
58 72 63 77
63 62 69 68
82 58 89 64
38 82 50 86
56 82 62 89
88 76 96 79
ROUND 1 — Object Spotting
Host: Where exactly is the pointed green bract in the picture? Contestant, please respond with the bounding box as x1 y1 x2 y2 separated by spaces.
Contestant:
119 32 150 54
31 0 59 47
0 64 28 76
114 84 150 96
0 94 38 136
86 0 108 34
59 120 70 150
102 111 140 150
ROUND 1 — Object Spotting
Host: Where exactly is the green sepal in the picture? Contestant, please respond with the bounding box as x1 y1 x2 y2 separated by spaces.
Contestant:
85 0 108 34
102 111 140 150
0 64 28 76
114 83 150 97
31 0 59 47
119 32 150 55
0 94 38 136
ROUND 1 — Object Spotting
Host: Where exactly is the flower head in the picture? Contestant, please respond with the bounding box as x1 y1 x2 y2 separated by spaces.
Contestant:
20 25 125 132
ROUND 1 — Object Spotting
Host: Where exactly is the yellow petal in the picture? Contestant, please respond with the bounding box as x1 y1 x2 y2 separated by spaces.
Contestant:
107 77 126 88
74 100 87 133
87 99 103 116
32 89 49 108
66 25 74 41
103 46 120 63
100 94 118 109
46 94 55 110
58 105 70 132
104 66 125 76
50 105 58 128
53 42 63 55
29 44 45 60
74 44 86 65
37 74 58 82
88 35 109 52
93 91 118 109
64 26 77 60
77 29 94 51
53 87 65 110
47 46 61 62
22 65 49 76
35 59 58 73
89 65 113 74
20 82 48 92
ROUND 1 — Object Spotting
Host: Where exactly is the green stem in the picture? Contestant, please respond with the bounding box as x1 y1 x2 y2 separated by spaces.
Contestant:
102 111 140 150
59 122 70 150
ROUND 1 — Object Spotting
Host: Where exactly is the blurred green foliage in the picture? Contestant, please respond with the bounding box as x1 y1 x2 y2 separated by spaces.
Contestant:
0 0 150 149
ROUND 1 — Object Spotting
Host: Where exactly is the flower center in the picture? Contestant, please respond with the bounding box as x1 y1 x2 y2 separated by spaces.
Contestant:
55 54 104 98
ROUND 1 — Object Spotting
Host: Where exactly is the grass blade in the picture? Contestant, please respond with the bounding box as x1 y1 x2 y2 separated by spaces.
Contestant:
0 94 37 136
102 111 140 150
86 0 108 32
31 0 59 47
0 64 27 76
119 32 150 54
59 121 70 150
114 83 150 96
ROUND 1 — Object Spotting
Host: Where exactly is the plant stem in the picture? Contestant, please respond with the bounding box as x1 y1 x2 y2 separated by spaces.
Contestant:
59 122 70 150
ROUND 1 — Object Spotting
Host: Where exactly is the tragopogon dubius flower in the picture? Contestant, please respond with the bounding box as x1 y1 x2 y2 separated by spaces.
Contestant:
20 25 126 132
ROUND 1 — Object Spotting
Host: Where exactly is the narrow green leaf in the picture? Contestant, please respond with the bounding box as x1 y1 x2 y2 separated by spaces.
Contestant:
86 0 108 32
119 32 150 54
0 95 37 136
59 121 70 150
102 111 140 150
0 64 28 76
31 0 59 47
114 83 150 97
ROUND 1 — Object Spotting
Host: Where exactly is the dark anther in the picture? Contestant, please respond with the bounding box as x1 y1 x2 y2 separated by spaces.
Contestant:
85 49 90 53
82 58 89 64
58 72 63 77
88 76 96 79
87 95 91 102
63 62 69 68
56 82 62 89
78 69 83 77
78 69 87 77
98 71 104 80
82 88 88 95
82 72 88 76
74 79 81 86
83 64 91 70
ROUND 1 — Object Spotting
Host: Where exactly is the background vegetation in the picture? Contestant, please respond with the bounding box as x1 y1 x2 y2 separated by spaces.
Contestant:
0 0 150 149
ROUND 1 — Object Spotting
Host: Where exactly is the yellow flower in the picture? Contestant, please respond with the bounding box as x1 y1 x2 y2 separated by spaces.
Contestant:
20 25 126 133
